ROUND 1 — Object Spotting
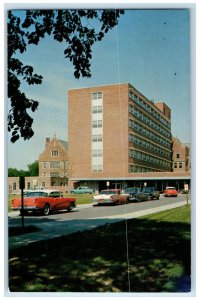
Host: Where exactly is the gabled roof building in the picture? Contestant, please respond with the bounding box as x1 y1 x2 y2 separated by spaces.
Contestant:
39 136 68 187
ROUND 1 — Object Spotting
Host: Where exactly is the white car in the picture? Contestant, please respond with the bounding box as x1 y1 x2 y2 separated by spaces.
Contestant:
93 189 129 205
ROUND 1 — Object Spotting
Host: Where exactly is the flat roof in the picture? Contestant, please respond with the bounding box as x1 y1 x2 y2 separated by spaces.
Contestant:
70 176 191 181
68 82 129 91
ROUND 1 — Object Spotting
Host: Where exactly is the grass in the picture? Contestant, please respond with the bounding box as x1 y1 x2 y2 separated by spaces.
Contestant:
9 226 41 237
9 205 191 293
8 193 93 212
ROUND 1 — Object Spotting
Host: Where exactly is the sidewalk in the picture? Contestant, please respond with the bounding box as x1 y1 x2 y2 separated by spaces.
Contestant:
8 200 189 250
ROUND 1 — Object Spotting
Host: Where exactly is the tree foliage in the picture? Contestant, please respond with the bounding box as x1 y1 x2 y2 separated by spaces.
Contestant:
27 160 39 176
8 167 29 177
8 9 124 142
8 160 39 177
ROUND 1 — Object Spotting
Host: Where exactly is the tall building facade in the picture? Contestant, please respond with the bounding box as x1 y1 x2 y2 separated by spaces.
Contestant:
68 83 173 189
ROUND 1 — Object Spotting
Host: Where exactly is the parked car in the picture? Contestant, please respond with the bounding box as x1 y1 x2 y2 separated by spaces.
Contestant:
93 189 130 205
179 189 189 194
137 187 160 201
125 187 142 202
11 190 76 215
163 187 178 197
70 186 95 194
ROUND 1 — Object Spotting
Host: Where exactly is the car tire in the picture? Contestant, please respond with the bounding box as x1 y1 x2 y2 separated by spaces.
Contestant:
67 203 74 212
126 197 129 204
20 210 28 216
43 204 50 216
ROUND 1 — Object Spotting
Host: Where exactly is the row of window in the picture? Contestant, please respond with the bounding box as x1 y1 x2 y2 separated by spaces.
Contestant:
51 150 59 157
9 180 67 191
129 165 158 173
42 172 67 177
41 162 67 169
129 134 171 158
129 106 171 139
129 91 171 129
173 162 183 168
129 120 171 149
129 149 171 168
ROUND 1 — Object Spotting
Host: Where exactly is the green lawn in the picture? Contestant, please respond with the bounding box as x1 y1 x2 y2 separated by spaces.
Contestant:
9 205 191 292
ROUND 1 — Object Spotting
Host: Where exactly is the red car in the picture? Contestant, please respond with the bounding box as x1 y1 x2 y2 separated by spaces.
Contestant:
163 187 178 197
11 190 76 215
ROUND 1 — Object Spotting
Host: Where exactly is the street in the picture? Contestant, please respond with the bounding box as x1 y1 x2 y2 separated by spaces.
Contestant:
8 194 190 249
9 194 188 222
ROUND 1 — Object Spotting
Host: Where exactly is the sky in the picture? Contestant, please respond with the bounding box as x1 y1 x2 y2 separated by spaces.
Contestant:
7 8 192 170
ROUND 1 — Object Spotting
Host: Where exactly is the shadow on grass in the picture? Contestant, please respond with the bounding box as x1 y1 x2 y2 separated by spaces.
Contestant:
9 214 191 293
9 226 41 237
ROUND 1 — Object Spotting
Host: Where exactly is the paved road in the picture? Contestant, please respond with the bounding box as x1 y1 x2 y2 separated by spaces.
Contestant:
8 194 190 249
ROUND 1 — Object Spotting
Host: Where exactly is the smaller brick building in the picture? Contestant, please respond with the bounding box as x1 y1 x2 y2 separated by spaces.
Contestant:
172 137 190 172
8 136 69 194
38 136 68 188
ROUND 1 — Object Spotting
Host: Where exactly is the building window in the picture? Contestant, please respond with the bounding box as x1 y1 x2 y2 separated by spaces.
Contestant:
176 153 180 158
50 172 60 177
179 162 182 168
63 161 67 170
174 162 177 168
27 182 31 189
92 165 103 172
92 149 103 157
50 162 60 169
42 182 46 187
92 92 102 100
92 106 102 113
13 182 16 190
52 150 59 157
92 120 102 128
92 134 102 142
42 162 47 168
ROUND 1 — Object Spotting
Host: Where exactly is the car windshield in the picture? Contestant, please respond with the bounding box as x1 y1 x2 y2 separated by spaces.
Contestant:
142 187 153 192
166 187 176 190
125 188 139 193
26 192 48 197
100 190 117 195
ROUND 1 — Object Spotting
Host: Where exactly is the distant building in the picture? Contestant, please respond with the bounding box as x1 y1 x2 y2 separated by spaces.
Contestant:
39 136 68 188
172 137 190 172
8 136 69 194
8 176 40 194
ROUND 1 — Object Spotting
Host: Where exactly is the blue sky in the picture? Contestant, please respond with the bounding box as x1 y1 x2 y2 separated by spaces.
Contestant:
7 9 191 170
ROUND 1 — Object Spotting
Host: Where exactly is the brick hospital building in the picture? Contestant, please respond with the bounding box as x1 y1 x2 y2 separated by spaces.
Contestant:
8 83 191 194
68 83 190 191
